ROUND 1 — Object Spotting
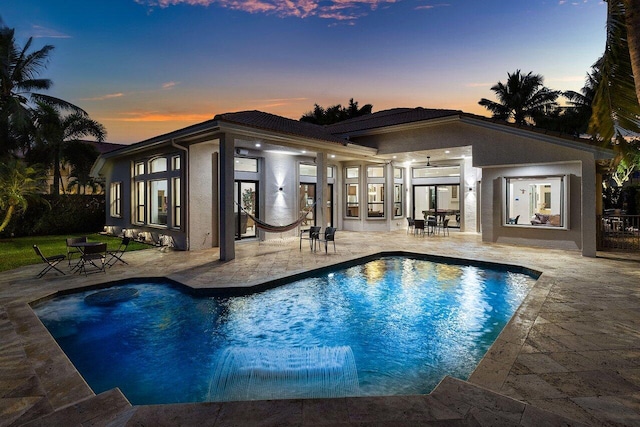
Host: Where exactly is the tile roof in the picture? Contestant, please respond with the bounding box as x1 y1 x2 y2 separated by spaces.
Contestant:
324 107 463 135
213 110 348 145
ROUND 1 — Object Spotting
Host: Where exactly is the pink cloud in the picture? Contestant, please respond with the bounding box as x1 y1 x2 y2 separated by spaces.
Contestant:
135 0 402 20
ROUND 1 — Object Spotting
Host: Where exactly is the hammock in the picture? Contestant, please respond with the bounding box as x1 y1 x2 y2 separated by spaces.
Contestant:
236 200 317 233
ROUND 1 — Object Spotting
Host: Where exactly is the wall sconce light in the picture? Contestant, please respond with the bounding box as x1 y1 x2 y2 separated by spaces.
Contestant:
468 187 473 192
279 187 283 191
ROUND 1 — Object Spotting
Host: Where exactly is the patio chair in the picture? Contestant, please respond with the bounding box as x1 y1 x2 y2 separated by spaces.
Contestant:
77 243 107 276
66 236 87 266
106 237 131 267
33 245 66 278
426 216 438 235
438 218 450 236
300 226 321 251
414 219 426 236
316 227 336 253
406 217 415 234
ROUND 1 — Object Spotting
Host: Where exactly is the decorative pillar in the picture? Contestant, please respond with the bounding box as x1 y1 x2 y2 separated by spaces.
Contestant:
316 152 327 228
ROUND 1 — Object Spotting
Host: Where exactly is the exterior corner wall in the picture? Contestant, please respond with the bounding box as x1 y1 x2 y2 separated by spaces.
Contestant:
188 140 219 250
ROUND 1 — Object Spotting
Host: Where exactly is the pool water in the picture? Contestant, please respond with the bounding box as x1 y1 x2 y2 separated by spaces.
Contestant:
33 256 536 405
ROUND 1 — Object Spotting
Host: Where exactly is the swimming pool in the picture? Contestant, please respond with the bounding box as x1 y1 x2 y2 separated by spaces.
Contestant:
33 255 536 405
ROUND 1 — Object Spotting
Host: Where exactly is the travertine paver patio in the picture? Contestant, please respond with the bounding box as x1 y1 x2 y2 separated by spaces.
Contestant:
1 230 639 426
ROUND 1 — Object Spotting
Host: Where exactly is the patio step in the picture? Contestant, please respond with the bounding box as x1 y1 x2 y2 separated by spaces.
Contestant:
430 376 588 426
19 388 132 427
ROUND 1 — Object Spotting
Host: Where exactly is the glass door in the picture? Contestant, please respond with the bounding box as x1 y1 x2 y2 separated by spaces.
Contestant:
326 184 333 228
299 184 316 231
413 184 460 227
235 181 258 239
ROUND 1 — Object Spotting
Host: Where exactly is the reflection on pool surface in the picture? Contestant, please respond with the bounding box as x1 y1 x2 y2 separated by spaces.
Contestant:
33 256 536 405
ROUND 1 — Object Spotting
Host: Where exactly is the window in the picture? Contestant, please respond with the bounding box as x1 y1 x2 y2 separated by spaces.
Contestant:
346 167 359 179
412 165 460 178
150 157 167 173
132 154 181 228
327 166 334 179
367 183 384 217
346 184 359 217
394 184 403 217
505 176 567 228
394 167 403 179
173 178 181 228
367 166 384 178
299 164 316 176
110 182 121 217
135 181 145 223
235 157 258 172
150 180 168 225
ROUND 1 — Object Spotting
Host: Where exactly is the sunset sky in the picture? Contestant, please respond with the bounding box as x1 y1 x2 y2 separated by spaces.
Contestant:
5 0 606 144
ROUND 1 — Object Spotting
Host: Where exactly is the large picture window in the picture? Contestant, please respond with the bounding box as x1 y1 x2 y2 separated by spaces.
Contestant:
132 154 182 228
505 176 568 228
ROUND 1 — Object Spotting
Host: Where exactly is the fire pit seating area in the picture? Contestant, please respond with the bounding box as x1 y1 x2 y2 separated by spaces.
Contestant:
530 213 561 226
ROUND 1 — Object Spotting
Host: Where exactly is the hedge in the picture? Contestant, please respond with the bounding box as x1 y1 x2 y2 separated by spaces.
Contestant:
1 194 105 237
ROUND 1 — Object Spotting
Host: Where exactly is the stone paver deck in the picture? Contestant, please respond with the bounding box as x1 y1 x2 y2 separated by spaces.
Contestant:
1 230 639 426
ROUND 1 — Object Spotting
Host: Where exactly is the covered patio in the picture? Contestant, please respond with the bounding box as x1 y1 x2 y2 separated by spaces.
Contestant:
2 231 639 426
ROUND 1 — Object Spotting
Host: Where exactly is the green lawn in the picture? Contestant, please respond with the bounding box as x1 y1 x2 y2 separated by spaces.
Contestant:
0 234 150 273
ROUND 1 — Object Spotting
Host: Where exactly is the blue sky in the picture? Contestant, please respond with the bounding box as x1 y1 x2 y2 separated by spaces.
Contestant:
5 0 606 143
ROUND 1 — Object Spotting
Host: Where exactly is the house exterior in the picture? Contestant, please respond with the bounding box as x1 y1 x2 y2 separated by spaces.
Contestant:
91 107 613 259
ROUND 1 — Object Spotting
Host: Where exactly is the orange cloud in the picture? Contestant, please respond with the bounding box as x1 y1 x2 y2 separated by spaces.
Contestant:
112 111 213 122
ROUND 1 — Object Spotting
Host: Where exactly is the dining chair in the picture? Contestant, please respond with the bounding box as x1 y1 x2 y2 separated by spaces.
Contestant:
33 245 66 278
414 219 426 236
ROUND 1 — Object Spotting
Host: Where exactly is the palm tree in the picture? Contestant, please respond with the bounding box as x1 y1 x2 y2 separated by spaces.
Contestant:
620 0 640 106
64 140 103 194
478 70 560 126
0 159 47 233
27 102 106 195
0 19 84 158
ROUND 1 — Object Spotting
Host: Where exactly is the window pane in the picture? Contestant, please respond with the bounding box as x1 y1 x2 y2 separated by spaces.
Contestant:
346 183 359 217
412 165 460 178
346 167 359 179
173 177 181 228
110 182 121 217
506 177 565 227
136 181 145 223
394 168 403 179
134 162 144 176
150 180 168 226
327 166 334 179
235 157 258 172
394 184 403 217
367 183 384 217
150 157 167 173
172 156 181 170
299 164 316 176
367 166 384 178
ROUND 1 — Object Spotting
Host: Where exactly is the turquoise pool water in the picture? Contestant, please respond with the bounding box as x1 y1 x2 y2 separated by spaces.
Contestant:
33 256 536 405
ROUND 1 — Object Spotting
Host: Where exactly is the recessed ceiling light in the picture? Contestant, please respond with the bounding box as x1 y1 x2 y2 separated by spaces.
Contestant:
330 154 336 158
392 155 397 159
302 150 307 154
445 150 450 154
255 143 261 147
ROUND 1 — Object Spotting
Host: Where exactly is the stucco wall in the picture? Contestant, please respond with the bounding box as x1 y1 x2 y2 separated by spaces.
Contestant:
189 140 218 250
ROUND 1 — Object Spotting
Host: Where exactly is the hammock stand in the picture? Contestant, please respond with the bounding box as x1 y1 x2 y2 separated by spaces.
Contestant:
235 200 317 234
